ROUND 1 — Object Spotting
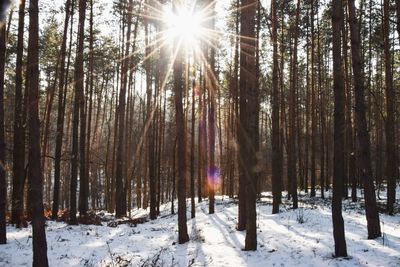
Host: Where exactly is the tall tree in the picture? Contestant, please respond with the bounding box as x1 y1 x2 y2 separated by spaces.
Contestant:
70 0 86 224
206 0 216 215
173 0 189 245
331 0 347 257
240 0 258 251
348 0 381 238
27 0 49 264
288 0 301 210
310 0 316 197
11 0 27 227
236 0 246 231
0 7 6 246
52 0 72 220
271 0 281 214
383 0 398 215
78 0 88 216
116 0 133 218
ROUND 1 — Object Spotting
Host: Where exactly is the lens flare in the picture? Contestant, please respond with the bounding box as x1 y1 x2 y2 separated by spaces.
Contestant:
163 6 205 47
207 166 220 190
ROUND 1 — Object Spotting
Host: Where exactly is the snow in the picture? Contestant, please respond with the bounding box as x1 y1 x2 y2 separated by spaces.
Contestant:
1 191 400 267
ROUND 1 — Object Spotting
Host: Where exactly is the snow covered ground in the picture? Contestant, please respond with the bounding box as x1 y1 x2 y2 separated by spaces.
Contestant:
1 190 399 267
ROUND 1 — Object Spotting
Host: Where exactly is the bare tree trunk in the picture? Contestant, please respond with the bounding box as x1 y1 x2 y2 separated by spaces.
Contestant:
288 0 300 209
190 79 195 218
52 0 72 220
173 0 189 244
27 0 49 264
271 0 281 214
0 15 6 246
116 0 133 218
11 0 26 226
85 0 94 210
310 0 316 198
70 0 86 224
240 0 258 251
332 0 347 257
383 0 398 215
78 0 88 216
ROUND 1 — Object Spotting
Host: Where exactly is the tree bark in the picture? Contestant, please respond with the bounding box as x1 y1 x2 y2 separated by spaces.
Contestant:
331 0 347 257
0 13 6 246
288 0 300 210
348 0 382 238
271 0 281 214
27 0 49 264
11 0 26 227
383 0 398 216
52 0 72 220
116 0 133 218
78 0 88 216
173 0 189 245
240 0 258 251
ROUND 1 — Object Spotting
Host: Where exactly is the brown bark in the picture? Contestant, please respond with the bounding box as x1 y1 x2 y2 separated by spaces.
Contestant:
348 0 382 238
78 0 88 216
288 0 300 209
332 0 347 257
11 0 26 226
383 0 398 216
52 0 72 220
240 0 258 251
27 0 49 264
310 0 316 197
0 13 6 246
116 0 133 218
173 0 189 244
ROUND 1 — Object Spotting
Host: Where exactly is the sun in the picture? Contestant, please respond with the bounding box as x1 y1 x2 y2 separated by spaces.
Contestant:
163 5 205 47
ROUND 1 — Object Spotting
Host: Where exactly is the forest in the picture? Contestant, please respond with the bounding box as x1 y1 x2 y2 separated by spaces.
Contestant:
0 0 399 266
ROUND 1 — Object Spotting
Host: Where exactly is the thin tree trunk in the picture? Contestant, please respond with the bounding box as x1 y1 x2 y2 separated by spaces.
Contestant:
332 0 347 257
383 0 398 215
271 0 281 214
173 0 189 244
288 0 300 210
310 0 316 198
11 0 26 226
27 0 49 264
116 0 133 218
240 0 258 251
78 0 88 216
70 0 86 224
190 79 195 218
0 14 6 246
52 0 72 220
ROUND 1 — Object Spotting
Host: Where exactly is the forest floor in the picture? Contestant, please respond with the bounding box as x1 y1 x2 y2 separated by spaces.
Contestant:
1 188 400 267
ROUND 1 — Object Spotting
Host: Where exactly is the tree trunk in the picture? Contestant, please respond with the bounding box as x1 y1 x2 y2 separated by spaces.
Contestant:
27 0 49 264
206 0 216 215
11 0 27 227
240 0 258 251
383 0 398 216
331 0 347 257
288 0 300 210
0 14 6 246
173 0 189 244
52 0 72 220
116 0 133 218
70 0 86 224
348 0 382 238
190 79 195 218
78 0 88 216
271 0 281 214
310 0 316 198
